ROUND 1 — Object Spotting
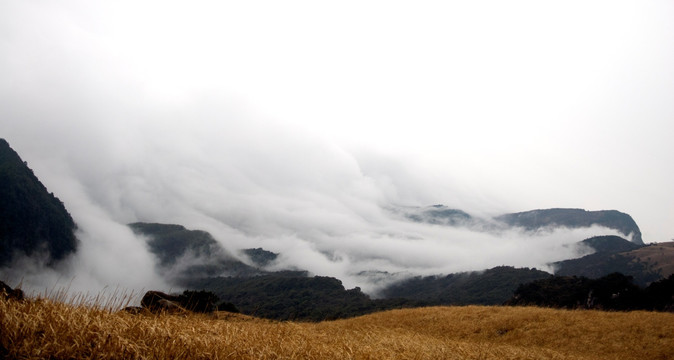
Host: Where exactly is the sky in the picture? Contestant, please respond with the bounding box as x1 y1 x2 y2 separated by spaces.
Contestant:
1 1 673 294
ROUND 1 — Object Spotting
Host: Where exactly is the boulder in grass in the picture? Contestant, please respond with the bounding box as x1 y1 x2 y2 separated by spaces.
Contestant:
140 289 222 314
121 306 144 315
0 280 24 301
178 290 220 313
140 291 186 313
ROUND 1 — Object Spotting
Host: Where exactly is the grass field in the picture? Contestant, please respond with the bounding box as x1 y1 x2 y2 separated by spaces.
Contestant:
2 294 673 359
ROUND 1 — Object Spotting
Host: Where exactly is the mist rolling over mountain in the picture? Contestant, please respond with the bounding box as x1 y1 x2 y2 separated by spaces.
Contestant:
1 133 672 319
395 205 643 244
128 222 262 285
0 133 665 296
1 2 673 297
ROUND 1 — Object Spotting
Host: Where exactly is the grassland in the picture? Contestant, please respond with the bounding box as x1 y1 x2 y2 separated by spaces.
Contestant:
2 295 673 359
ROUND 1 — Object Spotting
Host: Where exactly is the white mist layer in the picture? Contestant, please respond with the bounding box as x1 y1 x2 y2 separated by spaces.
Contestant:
2 116 624 295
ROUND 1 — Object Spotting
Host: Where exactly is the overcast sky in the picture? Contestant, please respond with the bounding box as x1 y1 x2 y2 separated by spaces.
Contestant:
1 1 673 292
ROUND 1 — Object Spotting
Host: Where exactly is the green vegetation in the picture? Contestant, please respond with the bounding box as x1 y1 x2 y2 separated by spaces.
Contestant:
190 273 423 321
507 273 674 311
186 266 550 321
380 266 550 305
0 139 77 266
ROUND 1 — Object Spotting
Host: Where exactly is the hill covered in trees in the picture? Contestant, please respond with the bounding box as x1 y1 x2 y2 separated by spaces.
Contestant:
0 139 77 266
506 272 674 311
190 273 424 321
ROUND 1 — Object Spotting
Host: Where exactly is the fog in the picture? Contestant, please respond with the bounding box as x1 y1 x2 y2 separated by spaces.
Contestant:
1 1 673 294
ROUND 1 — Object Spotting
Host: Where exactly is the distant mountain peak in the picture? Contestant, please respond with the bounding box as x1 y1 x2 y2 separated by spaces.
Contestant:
393 205 643 245
396 204 474 227
495 208 643 244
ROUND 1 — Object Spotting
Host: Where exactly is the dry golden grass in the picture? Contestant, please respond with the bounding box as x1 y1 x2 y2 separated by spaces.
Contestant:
2 295 673 360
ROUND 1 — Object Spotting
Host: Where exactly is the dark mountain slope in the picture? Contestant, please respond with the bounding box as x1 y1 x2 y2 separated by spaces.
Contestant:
128 222 260 285
0 139 77 266
552 237 661 286
580 235 643 254
190 273 423 321
496 208 643 244
403 205 474 226
379 266 551 305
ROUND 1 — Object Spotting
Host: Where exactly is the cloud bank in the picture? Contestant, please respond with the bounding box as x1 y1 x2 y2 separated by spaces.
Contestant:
0 108 624 294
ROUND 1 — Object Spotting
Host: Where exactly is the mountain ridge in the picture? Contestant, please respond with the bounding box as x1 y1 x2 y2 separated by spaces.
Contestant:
398 205 644 245
496 208 643 244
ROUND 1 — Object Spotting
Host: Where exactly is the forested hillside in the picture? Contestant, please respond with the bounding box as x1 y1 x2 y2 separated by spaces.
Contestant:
0 139 77 266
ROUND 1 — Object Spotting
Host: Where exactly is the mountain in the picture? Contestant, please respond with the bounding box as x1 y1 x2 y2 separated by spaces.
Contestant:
495 208 643 244
402 205 474 226
578 235 643 254
553 240 673 286
398 206 644 245
128 222 261 285
0 139 77 266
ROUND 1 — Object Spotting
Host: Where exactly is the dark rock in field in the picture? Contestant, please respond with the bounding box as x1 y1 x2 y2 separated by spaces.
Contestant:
217 302 240 313
141 290 221 314
0 342 8 359
0 280 24 301
141 291 184 313
121 306 144 314
177 290 220 313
